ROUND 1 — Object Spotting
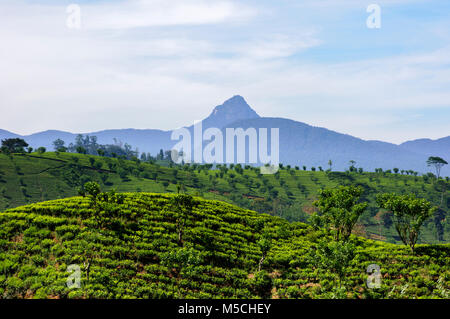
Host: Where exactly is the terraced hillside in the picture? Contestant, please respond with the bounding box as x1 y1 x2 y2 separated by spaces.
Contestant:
0 152 449 244
0 194 449 299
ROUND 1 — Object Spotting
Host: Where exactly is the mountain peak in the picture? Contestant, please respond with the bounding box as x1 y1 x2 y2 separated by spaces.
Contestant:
217 95 253 110
203 95 260 129
223 94 246 104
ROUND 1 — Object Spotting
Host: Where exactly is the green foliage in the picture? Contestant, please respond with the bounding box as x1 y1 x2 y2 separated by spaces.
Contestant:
161 246 203 288
426 156 448 179
0 193 448 299
257 230 272 271
1 138 28 154
310 240 355 289
312 186 368 241
0 152 449 244
52 139 66 152
167 194 196 246
250 270 273 298
377 193 436 253
84 182 101 200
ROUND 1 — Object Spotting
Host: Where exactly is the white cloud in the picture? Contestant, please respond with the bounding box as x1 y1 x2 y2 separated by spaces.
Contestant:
294 0 427 8
81 0 256 29
236 33 321 60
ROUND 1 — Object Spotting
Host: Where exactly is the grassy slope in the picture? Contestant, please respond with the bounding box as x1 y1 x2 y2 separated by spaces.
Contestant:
0 152 449 244
0 194 449 299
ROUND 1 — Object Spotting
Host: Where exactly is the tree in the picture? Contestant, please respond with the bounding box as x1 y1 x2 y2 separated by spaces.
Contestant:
376 193 436 253
349 160 356 172
1 138 28 153
427 156 448 179
328 160 333 171
37 147 46 154
52 139 65 151
176 183 186 194
435 179 448 208
167 195 195 246
434 208 446 242
310 240 355 290
393 168 399 174
84 181 101 199
158 149 164 160
312 186 367 241
164 150 173 162
257 231 272 271
76 146 87 154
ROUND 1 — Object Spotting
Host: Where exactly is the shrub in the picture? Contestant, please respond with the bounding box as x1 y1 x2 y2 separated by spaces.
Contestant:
250 270 273 298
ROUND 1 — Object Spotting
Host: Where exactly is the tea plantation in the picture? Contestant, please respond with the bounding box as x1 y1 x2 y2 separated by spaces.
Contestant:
0 193 449 299
0 152 448 244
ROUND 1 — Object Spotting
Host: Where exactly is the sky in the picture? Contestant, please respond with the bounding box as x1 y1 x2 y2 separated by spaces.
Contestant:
0 0 449 144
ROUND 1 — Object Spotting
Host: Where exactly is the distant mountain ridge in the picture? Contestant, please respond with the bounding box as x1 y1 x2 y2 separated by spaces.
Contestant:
1 96 449 175
400 137 450 161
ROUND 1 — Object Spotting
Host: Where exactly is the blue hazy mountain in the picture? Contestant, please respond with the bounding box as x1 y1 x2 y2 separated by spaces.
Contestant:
400 137 450 164
221 117 448 175
0 129 20 140
201 95 260 129
0 96 448 175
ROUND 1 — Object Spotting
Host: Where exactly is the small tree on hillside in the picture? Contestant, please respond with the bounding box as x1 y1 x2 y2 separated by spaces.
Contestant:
158 149 164 160
1 138 28 153
435 179 449 208
312 186 368 241
349 160 356 172
52 139 65 151
76 146 87 154
310 240 355 290
176 183 186 194
83 181 101 203
167 194 195 246
257 231 272 271
376 193 436 253
427 156 448 179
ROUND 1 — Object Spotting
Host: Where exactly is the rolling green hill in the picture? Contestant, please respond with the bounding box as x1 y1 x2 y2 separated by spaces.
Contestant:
0 193 449 299
0 152 449 244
